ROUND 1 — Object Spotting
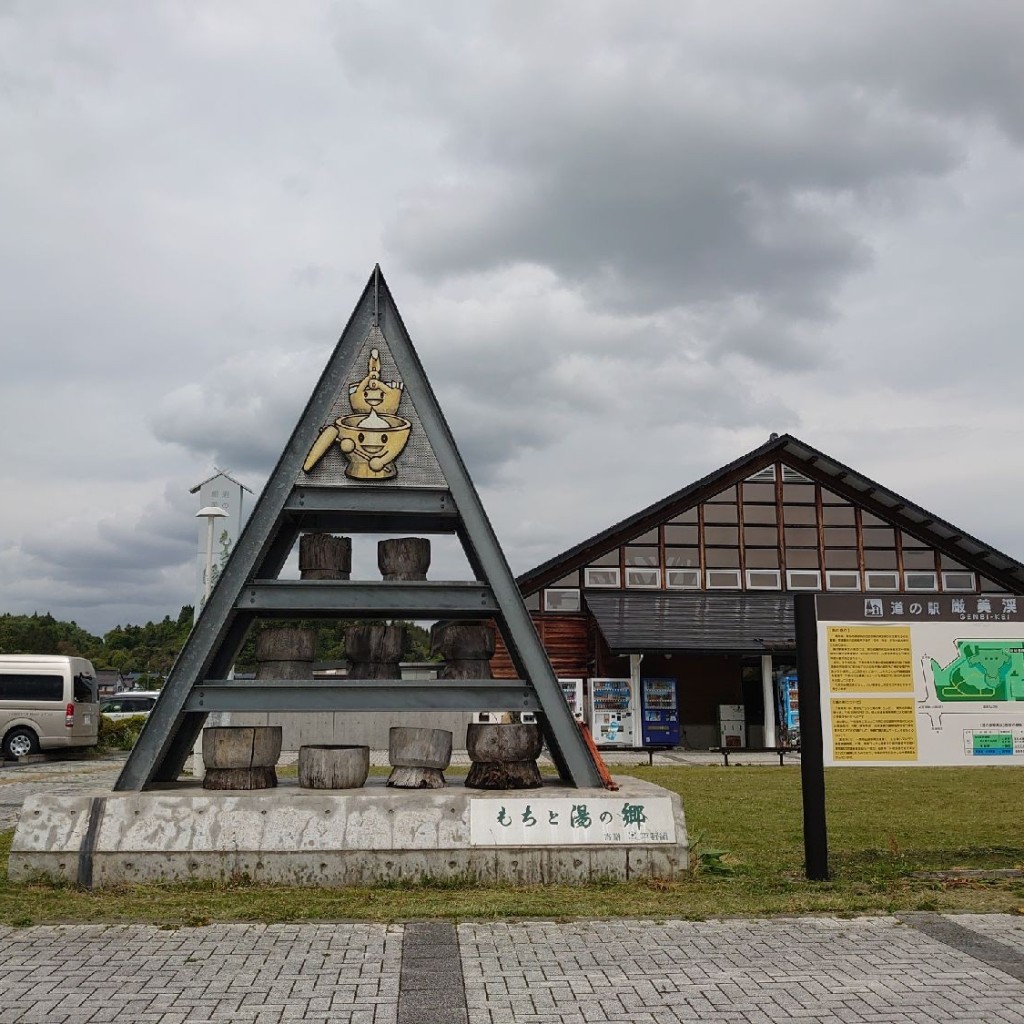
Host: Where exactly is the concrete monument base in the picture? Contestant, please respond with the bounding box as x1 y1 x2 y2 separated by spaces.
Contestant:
9 776 687 887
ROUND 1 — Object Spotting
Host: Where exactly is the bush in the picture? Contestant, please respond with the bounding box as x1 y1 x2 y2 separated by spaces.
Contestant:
98 714 148 751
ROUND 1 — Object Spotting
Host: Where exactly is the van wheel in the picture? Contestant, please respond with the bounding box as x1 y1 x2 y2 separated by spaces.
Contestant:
3 728 39 760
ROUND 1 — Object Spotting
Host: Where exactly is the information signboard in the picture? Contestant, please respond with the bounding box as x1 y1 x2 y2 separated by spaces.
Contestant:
812 594 1024 767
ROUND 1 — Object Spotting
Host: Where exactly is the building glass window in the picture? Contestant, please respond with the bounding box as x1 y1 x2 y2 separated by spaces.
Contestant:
904 572 938 591
903 550 937 571
664 524 698 545
584 567 620 588
820 488 852 506
588 550 620 567
705 548 740 568
787 549 820 569
742 503 777 524
707 569 742 589
626 568 661 589
784 527 818 547
744 526 778 546
865 571 899 591
782 482 816 502
864 549 898 569
707 485 737 503
553 571 581 587
824 527 857 547
787 570 822 590
742 482 776 502
747 569 782 590
631 529 659 544
824 549 858 569
822 505 856 524
745 548 780 568
941 571 976 592
624 546 659 566
669 507 698 524
666 568 700 589
665 546 699 567
543 589 581 612
704 503 739 524
826 571 861 591
705 526 739 546
900 531 929 549
863 527 896 548
783 505 817 525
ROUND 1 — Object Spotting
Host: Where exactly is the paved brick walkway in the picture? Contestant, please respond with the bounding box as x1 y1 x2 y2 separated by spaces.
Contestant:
1 916 1022 1024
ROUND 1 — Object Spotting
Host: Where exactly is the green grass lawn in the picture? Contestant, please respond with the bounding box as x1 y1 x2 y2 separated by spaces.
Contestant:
1 765 1022 926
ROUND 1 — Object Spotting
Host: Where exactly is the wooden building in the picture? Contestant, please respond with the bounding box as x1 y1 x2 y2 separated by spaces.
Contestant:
493 433 1024 748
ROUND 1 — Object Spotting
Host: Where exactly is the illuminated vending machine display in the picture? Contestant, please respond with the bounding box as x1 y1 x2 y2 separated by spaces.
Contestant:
587 677 635 747
639 677 680 748
558 678 585 723
777 671 800 747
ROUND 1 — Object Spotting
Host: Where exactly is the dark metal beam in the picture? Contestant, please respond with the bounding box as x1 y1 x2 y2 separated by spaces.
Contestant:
186 679 538 713
237 581 498 617
285 511 460 535
286 486 457 516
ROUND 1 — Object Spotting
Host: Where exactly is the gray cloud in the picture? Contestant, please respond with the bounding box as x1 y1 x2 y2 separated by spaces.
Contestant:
2 1 1024 634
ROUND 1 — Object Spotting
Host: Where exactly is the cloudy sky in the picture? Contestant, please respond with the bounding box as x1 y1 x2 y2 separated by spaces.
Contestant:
2 1 1023 636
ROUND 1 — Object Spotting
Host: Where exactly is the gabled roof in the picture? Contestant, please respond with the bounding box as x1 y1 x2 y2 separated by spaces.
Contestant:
518 433 1024 595
189 467 254 494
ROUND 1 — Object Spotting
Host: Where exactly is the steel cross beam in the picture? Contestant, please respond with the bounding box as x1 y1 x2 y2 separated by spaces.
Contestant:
186 679 539 713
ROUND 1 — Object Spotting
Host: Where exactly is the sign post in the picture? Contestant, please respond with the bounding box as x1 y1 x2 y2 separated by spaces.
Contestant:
795 594 829 881
796 591 1024 879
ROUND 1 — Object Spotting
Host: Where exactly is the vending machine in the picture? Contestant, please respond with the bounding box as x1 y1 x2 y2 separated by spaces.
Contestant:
587 677 635 747
718 704 746 748
776 671 800 747
558 678 585 723
639 677 680 747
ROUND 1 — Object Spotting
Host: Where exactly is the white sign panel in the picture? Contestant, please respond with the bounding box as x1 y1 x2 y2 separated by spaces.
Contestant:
470 797 675 846
814 594 1024 767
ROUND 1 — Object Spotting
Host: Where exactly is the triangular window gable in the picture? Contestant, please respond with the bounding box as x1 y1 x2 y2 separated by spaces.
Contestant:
559 460 998 600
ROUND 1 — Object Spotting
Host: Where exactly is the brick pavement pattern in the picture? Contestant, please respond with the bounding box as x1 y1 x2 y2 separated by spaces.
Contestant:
0 923 400 1024
954 914 1024 956
2 914 1024 1023
458 916 1024 1024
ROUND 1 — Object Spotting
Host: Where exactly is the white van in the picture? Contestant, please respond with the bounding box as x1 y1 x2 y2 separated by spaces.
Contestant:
0 655 100 760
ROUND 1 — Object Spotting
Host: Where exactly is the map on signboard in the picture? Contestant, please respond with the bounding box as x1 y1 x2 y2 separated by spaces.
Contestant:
926 639 1024 702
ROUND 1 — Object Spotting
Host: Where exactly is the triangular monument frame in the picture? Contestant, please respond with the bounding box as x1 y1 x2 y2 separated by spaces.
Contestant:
116 267 603 790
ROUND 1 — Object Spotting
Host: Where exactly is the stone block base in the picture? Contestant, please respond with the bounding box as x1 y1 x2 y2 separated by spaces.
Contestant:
9 777 687 887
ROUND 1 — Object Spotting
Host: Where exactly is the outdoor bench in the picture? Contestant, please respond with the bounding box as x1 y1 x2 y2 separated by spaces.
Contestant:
709 745 800 766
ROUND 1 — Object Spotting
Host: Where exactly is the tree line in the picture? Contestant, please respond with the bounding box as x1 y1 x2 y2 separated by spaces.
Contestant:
0 610 433 678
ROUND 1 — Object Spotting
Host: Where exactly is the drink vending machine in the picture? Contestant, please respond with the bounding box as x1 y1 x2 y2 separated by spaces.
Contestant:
718 704 746 748
639 677 680 747
776 670 800 746
558 678 585 722
586 677 635 747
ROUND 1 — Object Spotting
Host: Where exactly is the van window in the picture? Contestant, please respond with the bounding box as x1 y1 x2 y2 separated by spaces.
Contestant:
73 673 97 703
0 674 63 702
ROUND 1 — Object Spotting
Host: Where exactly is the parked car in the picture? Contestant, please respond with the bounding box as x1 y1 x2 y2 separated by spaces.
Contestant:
0 655 100 760
99 691 161 721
